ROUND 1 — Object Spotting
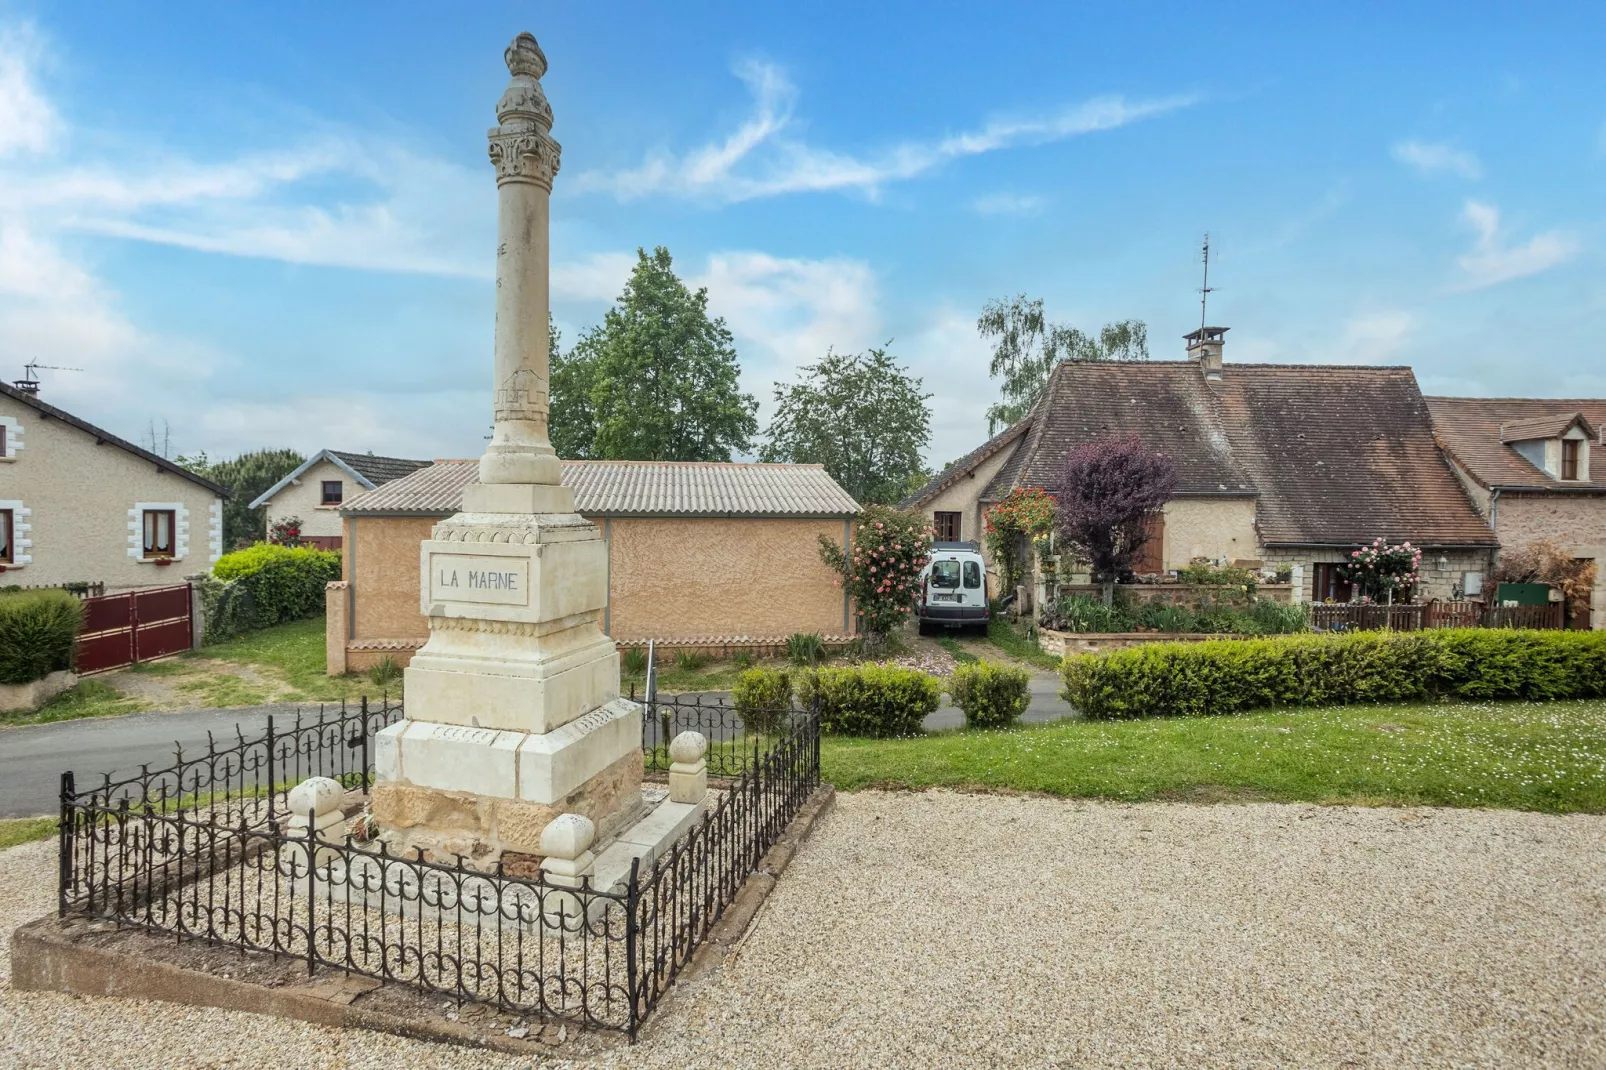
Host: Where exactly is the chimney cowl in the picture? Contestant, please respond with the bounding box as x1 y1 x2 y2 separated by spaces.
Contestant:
1185 326 1228 381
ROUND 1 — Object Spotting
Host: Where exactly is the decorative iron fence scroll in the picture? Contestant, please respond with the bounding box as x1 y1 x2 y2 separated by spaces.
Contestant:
56 693 819 1038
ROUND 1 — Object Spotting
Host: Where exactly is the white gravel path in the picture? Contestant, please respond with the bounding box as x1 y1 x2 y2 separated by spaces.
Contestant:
5 792 1605 1068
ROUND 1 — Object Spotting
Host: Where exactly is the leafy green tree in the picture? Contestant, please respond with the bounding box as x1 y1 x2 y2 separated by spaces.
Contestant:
759 347 932 506
180 448 304 548
978 295 1148 433
555 247 757 461
547 315 598 459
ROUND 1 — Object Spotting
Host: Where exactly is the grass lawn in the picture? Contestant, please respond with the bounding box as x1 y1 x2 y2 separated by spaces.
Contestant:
821 698 1606 813
197 617 387 703
0 817 56 849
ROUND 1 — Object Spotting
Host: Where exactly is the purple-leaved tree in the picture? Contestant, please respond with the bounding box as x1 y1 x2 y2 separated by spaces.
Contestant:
1054 432 1178 603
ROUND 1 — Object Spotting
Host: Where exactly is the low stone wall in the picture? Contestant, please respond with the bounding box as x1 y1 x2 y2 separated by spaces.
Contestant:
1039 630 1249 657
0 669 76 713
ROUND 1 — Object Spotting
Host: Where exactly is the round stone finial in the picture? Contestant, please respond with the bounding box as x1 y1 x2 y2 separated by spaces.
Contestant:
669 731 708 765
286 776 344 818
539 813 595 860
505 32 547 79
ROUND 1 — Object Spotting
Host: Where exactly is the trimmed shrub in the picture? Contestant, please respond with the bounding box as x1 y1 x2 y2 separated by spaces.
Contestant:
1061 628 1606 720
798 664 941 738
212 543 341 630
0 589 84 685
732 667 793 734
949 660 1032 729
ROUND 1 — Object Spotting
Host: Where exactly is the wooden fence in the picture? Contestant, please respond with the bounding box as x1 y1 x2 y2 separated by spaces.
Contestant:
1309 601 1566 632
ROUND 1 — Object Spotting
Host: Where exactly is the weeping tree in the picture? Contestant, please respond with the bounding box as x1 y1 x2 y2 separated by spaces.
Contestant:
1053 432 1177 604
978 295 1148 434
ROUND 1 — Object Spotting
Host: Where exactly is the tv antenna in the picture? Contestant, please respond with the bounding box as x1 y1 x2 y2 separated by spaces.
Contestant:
1198 234 1216 332
15 360 83 395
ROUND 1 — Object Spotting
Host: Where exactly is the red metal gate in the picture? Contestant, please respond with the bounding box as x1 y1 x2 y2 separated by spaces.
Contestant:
75 584 194 674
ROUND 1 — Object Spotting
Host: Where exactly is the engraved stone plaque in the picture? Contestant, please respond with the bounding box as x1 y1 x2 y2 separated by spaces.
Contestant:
429 553 531 607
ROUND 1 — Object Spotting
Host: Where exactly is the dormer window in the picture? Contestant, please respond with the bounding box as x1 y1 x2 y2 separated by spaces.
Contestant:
1561 438 1580 481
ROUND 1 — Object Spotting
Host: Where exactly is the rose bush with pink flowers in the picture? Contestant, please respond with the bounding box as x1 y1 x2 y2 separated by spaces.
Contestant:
818 505 933 641
1342 538 1422 603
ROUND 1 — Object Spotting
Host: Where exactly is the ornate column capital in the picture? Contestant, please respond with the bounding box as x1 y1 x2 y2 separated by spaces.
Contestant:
488 32 562 188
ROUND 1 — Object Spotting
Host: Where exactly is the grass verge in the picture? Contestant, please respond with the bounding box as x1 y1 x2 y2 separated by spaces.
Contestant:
0 680 145 727
821 698 1606 813
200 617 385 703
0 817 56 849
984 618 1061 671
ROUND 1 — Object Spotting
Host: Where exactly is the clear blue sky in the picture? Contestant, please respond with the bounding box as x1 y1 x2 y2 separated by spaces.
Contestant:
2 2 1602 466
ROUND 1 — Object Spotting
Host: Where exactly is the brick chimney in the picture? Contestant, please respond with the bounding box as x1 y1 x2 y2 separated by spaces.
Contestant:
1185 326 1228 381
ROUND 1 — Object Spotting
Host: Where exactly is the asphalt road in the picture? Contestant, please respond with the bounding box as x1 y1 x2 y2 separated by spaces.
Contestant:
0 704 299 818
0 674 1075 819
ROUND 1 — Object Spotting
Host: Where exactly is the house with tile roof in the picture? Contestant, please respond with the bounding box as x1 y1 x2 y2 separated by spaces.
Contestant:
905 328 1500 605
248 449 431 549
1425 396 1606 629
0 379 228 590
324 459 860 673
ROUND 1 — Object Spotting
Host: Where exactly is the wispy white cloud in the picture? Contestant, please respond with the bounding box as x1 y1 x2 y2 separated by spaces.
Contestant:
576 59 1195 203
0 23 53 156
1336 309 1414 364
972 192 1046 216
551 251 637 303
1392 139 1482 179
1457 199 1578 289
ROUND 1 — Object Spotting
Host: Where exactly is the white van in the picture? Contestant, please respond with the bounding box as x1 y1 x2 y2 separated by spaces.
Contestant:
917 542 990 635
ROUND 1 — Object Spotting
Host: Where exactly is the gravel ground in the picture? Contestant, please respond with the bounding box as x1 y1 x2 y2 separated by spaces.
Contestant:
5 792 1605 1068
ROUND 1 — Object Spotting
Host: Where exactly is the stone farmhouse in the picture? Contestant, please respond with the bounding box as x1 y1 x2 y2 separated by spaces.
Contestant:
326 459 859 673
1426 397 1606 629
905 327 1500 604
0 379 227 590
249 449 429 549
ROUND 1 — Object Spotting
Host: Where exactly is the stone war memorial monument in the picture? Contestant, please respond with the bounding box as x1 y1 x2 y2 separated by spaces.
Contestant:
16 31 823 1047
370 32 666 877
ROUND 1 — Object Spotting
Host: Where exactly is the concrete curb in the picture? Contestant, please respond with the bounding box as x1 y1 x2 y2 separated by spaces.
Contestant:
684 783 837 982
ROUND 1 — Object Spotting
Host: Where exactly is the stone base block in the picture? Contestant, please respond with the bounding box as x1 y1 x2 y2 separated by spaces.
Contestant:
374 697 641 805
590 796 709 900
371 747 644 869
460 481 575 514
403 636 620 735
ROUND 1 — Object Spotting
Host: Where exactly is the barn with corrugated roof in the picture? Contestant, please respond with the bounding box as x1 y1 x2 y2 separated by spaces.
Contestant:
325 460 860 673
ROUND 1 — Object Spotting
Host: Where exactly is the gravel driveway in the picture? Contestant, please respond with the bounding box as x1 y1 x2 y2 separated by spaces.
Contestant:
5 792 1604 1068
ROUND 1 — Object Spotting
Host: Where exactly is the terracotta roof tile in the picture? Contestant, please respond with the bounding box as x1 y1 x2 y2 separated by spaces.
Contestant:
343 459 861 517
1426 396 1606 491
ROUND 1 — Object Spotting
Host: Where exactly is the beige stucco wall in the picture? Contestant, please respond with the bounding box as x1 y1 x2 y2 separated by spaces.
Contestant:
263 458 353 540
0 393 222 591
329 512 854 671
1160 497 1258 569
919 445 1017 553
345 515 437 640
604 516 851 641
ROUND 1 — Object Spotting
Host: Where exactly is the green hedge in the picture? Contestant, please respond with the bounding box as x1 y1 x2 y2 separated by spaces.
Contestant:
0 589 83 685
1061 629 1606 720
949 661 1032 729
732 667 793 734
212 543 341 632
798 664 942 738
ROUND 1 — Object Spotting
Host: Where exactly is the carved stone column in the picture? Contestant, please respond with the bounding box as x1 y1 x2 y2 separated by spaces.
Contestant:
370 33 640 870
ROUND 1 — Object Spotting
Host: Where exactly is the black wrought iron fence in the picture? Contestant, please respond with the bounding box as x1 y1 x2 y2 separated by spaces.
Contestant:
56 692 819 1038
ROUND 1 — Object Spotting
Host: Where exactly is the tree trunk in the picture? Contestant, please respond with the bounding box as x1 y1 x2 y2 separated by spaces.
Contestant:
1101 579 1115 607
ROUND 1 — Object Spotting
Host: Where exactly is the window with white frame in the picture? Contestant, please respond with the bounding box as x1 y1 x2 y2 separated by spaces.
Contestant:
0 414 20 460
142 509 177 558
